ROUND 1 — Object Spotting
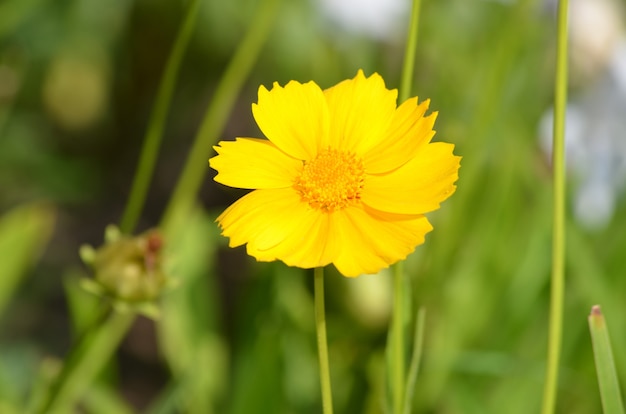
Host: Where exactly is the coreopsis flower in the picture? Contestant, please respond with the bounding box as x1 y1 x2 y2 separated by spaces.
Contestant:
210 70 460 277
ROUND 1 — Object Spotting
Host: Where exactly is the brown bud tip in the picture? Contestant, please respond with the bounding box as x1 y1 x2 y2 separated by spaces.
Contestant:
146 231 163 254
591 305 602 316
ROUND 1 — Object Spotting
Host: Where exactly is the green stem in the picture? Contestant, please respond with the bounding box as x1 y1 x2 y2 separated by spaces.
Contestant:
541 1 569 413
392 262 406 414
399 0 422 103
403 307 426 414
314 267 334 414
119 0 201 234
161 0 280 231
40 310 136 413
391 2 422 412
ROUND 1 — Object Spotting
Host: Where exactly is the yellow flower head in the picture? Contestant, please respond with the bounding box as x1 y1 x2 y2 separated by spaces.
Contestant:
209 70 460 277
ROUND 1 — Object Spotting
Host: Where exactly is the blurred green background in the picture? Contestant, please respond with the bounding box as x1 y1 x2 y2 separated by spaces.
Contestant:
1 0 626 412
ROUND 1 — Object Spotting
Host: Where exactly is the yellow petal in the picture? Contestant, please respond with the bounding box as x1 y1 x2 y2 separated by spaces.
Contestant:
361 142 461 215
331 205 433 277
248 210 341 269
210 138 302 189
252 80 329 160
217 188 312 250
363 98 437 173
324 70 397 155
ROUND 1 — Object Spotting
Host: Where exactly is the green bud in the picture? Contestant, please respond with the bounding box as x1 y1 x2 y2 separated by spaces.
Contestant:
81 227 167 303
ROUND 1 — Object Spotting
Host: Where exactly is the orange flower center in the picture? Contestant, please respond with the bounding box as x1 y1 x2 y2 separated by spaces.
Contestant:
295 148 365 212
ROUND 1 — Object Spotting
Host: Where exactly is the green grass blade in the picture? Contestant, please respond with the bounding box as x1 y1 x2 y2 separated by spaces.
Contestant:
403 307 426 414
40 310 136 413
398 0 422 103
161 0 281 231
119 0 201 234
589 305 625 414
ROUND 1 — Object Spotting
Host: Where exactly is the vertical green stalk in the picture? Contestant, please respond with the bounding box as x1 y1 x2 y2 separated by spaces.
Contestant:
541 1 568 413
314 267 334 414
120 0 201 234
403 307 426 414
399 0 422 103
392 1 422 414
40 310 136 413
391 262 406 414
161 0 280 231
588 305 626 414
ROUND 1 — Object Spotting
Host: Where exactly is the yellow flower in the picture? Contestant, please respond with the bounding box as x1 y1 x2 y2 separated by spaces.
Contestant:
209 70 460 277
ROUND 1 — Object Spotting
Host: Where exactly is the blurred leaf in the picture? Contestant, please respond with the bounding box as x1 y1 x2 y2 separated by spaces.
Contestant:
0 344 43 414
156 206 225 413
0 121 101 204
82 383 135 414
0 401 22 414
0 0 45 40
0 202 55 316
230 322 284 414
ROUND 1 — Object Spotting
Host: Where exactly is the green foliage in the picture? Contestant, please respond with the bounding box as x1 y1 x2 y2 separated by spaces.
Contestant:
1 0 625 413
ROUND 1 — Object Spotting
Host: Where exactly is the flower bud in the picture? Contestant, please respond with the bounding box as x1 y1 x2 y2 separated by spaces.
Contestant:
81 226 167 302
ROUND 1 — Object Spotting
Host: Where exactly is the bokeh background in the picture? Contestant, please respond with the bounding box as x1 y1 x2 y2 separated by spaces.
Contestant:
1 0 626 412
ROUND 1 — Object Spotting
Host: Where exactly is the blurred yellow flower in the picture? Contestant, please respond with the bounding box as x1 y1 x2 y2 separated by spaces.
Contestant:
210 70 460 277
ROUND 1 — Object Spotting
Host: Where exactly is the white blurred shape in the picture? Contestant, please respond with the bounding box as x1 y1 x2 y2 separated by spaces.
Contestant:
569 0 624 80
575 179 615 230
538 104 587 172
609 39 626 94
539 76 626 231
539 0 626 232
345 270 391 329
318 0 408 40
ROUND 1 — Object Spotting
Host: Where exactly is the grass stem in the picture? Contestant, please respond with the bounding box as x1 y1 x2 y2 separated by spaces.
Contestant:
161 0 280 231
40 310 135 413
541 1 569 412
392 262 406 414
120 0 201 234
399 0 422 103
392 1 422 413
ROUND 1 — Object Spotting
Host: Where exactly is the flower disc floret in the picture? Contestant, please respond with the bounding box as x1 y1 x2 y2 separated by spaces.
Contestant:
295 148 365 212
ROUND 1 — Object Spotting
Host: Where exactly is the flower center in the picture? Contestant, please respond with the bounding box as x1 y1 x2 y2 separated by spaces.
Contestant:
295 148 365 212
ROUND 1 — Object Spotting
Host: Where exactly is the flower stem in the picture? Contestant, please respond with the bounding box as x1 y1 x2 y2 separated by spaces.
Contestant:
541 1 569 413
314 267 334 414
119 0 201 234
392 1 422 412
392 262 406 414
161 0 280 231
40 309 136 413
399 0 422 103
